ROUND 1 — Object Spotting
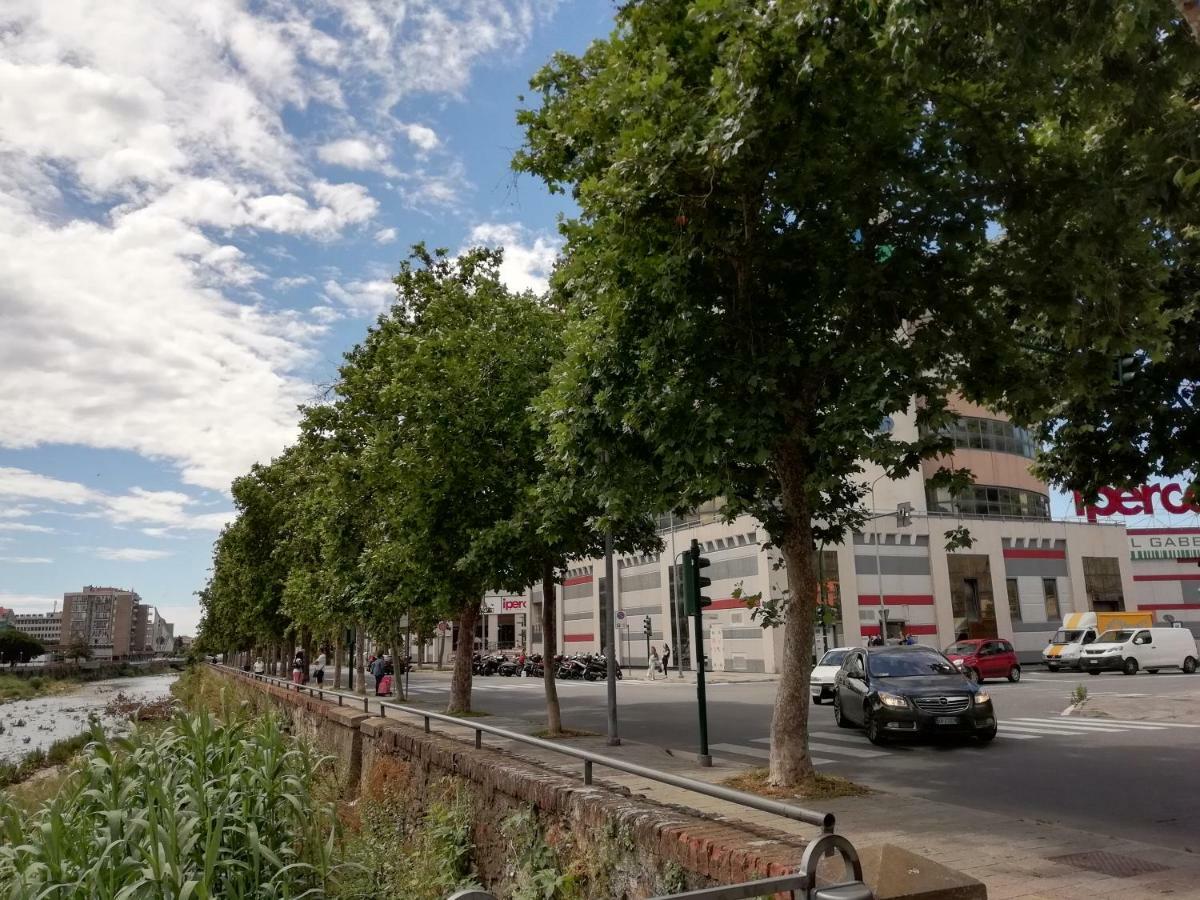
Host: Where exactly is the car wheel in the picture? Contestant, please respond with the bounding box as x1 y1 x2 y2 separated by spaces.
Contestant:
1146 669 1159 675
1008 666 1021 683
1046 664 1059 673
976 726 998 743
865 710 888 746
1087 670 1101 676
833 696 854 729
966 668 981 684
1122 657 1139 676
812 695 824 705
1184 656 1197 674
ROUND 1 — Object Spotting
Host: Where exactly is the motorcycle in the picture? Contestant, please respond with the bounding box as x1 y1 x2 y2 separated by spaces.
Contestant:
497 655 522 677
583 653 622 681
556 654 587 679
520 654 543 678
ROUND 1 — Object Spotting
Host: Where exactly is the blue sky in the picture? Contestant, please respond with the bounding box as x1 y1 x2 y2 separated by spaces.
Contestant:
0 0 613 634
0 2 1194 636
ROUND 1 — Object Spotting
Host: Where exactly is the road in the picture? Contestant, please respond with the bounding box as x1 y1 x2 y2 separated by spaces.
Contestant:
396 666 1200 852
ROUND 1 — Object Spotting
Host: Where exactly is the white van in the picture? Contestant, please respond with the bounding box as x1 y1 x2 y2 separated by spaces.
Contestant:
1079 627 1198 676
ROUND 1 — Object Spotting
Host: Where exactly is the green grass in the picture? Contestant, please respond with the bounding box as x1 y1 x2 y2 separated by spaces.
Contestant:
0 673 74 704
0 731 95 789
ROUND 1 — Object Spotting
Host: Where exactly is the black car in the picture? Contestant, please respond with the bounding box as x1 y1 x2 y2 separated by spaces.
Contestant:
832 646 997 745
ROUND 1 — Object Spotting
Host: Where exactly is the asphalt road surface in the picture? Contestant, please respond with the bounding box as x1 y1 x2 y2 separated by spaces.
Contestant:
398 667 1200 852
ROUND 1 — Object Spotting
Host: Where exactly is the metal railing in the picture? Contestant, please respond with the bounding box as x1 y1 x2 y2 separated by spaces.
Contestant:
215 663 834 831
447 832 872 900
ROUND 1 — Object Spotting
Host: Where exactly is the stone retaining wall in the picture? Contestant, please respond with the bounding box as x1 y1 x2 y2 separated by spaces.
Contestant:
216 670 985 900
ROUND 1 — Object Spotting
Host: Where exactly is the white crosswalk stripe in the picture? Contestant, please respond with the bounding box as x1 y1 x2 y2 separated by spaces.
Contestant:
998 723 1095 737
710 743 835 765
1007 717 1168 733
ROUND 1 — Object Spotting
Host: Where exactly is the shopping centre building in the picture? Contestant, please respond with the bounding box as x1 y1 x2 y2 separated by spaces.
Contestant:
473 398 1199 671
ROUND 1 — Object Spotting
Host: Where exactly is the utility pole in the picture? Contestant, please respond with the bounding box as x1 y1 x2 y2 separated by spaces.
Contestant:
604 527 619 746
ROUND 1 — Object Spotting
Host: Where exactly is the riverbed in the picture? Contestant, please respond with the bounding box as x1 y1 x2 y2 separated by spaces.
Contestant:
0 673 178 763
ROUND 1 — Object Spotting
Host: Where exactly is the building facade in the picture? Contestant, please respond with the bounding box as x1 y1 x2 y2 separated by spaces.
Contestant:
11 612 62 647
61 586 141 660
473 401 1195 671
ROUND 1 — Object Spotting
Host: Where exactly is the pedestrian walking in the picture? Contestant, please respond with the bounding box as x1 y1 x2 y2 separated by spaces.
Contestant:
291 651 304 686
372 654 389 696
313 648 327 685
253 656 265 675
648 646 661 680
661 644 671 672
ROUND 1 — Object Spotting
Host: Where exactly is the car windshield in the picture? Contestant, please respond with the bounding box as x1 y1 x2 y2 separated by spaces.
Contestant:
1050 629 1084 644
1098 629 1136 644
868 651 957 677
818 650 848 667
945 642 977 656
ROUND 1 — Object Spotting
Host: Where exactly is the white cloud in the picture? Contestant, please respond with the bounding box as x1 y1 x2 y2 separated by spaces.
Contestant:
0 556 52 564
0 523 55 534
89 547 175 562
0 0 559 497
374 227 397 244
317 137 391 171
323 278 395 317
275 275 315 290
0 592 60 612
0 468 232 534
465 222 561 294
401 123 440 154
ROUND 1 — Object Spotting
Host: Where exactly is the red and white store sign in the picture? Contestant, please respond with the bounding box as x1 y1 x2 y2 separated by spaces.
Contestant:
1074 483 1200 521
483 597 528 615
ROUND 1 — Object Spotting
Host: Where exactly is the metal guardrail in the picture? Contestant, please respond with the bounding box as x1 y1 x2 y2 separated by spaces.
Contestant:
215 664 834 831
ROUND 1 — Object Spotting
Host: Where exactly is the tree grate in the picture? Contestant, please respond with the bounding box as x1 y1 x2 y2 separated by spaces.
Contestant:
1049 850 1171 879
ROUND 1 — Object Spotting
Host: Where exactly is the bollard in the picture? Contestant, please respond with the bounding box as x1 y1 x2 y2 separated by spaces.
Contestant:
475 729 482 749
584 760 593 785
424 715 430 733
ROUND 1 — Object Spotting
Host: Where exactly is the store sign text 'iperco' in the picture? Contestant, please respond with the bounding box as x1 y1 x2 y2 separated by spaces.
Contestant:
1074 483 1200 520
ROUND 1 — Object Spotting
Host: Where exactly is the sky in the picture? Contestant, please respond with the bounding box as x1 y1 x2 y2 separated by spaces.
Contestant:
0 0 616 635
0 2 1195 638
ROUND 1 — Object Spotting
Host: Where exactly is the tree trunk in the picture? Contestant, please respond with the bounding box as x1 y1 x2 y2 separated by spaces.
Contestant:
355 622 367 695
436 629 446 670
541 562 562 735
333 633 343 689
768 441 820 786
447 603 479 713
391 626 404 700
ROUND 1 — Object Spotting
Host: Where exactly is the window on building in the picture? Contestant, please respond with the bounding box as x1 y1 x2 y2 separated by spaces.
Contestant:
948 555 995 638
1082 557 1124 613
925 483 1050 520
1007 578 1022 622
1042 578 1061 621
931 415 1037 458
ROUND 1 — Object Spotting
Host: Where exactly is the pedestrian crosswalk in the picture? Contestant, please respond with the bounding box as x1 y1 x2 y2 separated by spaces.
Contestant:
709 716 1200 767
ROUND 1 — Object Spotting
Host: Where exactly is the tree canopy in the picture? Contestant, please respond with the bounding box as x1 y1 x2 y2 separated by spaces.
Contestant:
514 0 1200 784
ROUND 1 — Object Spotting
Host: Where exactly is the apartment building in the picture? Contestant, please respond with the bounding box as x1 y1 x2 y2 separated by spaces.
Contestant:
61 586 141 660
11 611 62 647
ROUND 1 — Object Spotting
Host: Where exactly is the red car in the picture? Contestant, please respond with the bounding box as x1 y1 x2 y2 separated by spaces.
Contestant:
944 638 1021 684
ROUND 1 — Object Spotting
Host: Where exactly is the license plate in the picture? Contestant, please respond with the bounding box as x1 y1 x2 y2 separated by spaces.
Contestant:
935 716 960 725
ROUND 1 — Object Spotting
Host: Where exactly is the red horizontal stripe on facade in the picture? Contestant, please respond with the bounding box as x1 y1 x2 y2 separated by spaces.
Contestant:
1133 574 1200 582
1002 548 1066 559
1127 527 1200 535
860 624 938 636
1178 558 1200 564
563 633 594 643
562 575 593 587
706 597 753 611
856 595 936 606
1138 603 1200 610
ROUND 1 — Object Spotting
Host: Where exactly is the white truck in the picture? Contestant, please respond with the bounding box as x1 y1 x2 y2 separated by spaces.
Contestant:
1042 611 1154 671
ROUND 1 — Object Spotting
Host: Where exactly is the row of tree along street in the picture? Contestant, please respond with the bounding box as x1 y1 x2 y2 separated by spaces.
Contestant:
199 0 1199 787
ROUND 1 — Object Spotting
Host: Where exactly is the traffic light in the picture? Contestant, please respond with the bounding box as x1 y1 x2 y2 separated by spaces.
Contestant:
684 539 712 615
1115 354 1137 385
643 615 652 637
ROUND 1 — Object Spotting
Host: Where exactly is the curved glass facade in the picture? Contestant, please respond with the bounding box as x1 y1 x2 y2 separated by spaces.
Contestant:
940 416 1037 459
926 483 1050 520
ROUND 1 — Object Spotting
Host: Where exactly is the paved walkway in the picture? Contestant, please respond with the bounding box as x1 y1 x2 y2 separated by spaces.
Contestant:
1075 687 1200 727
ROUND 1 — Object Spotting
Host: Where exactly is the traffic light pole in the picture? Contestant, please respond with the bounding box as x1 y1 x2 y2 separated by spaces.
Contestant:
604 527 620 747
686 539 712 767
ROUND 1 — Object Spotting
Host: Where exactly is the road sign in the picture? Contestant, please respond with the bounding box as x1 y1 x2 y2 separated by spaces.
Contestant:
616 610 626 620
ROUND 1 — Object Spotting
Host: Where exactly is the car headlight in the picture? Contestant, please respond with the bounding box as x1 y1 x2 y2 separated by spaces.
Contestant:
878 692 908 709
974 691 991 705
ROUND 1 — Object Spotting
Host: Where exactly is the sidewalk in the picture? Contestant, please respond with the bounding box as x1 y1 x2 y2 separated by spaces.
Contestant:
1073 688 1200 726
460 719 1200 899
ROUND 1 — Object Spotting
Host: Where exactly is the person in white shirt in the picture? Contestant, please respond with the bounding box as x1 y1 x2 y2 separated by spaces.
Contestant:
313 649 327 686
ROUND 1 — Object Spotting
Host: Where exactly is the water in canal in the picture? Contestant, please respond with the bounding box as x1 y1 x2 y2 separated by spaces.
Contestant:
0 673 178 763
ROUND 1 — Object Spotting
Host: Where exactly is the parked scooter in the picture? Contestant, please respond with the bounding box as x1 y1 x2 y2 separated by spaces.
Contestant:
497 655 521 677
